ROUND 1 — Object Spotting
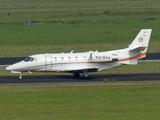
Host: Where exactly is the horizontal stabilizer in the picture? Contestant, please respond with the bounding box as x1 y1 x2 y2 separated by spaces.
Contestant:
129 46 147 52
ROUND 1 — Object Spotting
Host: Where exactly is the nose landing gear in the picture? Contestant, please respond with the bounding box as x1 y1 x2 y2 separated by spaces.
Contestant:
19 73 22 80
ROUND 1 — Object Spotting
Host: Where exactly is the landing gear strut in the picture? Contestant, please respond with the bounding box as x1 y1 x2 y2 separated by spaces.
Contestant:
19 73 22 80
83 70 89 78
73 70 89 78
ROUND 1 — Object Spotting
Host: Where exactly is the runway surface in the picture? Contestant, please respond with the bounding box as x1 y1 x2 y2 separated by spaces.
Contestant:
0 73 160 86
1 6 160 13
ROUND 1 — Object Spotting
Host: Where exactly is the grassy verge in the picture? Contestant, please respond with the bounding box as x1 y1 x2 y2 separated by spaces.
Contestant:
0 84 160 119
0 1 160 57
1 0 160 10
0 14 160 57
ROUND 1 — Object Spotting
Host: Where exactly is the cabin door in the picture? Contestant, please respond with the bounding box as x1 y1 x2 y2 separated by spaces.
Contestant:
45 55 52 70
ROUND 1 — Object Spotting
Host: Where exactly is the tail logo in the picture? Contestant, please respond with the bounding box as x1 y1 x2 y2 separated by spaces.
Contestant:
139 37 143 42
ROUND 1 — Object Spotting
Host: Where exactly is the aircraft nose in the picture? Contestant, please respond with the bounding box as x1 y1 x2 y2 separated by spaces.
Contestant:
6 65 13 71
6 61 23 71
6 64 18 71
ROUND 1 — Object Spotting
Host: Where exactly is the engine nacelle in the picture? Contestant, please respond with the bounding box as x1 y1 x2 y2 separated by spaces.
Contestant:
90 52 118 62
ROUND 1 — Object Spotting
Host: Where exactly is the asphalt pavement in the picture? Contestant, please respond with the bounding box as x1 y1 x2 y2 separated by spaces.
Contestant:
0 73 160 86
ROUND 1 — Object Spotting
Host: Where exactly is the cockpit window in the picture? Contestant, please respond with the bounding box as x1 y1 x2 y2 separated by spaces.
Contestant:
24 57 35 62
24 57 31 62
30 58 34 62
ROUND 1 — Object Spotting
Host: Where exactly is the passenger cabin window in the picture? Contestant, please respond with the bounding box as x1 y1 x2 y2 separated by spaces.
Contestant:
54 57 57 61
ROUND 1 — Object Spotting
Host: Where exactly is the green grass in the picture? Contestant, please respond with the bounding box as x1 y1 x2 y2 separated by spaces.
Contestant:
0 84 160 119
0 0 160 10
0 1 160 57
0 14 160 56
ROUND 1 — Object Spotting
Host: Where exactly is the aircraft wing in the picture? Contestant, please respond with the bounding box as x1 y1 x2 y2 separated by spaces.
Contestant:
65 67 99 73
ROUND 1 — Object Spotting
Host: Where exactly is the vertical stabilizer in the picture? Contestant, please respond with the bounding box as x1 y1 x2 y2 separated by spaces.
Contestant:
121 29 152 65
129 29 152 52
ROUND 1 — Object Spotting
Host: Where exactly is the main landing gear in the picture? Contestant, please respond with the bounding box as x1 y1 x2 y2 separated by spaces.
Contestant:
73 73 80 78
83 70 89 78
73 71 89 78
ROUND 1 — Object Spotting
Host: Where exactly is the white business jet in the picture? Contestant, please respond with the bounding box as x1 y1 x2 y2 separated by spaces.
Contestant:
6 29 152 79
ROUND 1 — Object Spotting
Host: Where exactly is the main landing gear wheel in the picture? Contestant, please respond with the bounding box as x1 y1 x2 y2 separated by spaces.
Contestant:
83 75 89 79
73 73 80 78
83 70 89 78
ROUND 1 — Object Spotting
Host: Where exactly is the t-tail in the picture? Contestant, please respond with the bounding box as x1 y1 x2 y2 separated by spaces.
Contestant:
120 29 152 65
128 29 152 53
128 29 152 57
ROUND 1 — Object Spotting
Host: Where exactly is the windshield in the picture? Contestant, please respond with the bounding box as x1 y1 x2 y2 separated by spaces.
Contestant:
24 57 35 62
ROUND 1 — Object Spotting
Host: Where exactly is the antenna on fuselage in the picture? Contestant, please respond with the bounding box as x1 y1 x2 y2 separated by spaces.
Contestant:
70 50 74 53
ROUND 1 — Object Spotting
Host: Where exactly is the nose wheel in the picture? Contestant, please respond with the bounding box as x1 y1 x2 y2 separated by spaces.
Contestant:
19 73 22 80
